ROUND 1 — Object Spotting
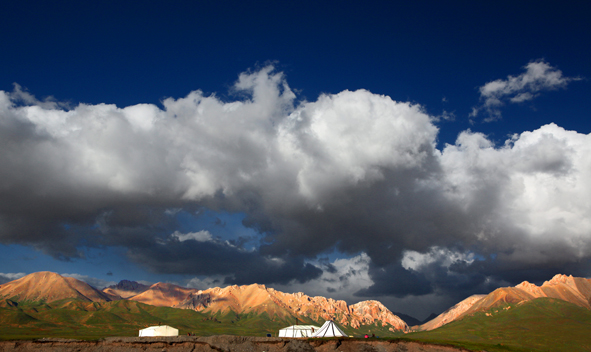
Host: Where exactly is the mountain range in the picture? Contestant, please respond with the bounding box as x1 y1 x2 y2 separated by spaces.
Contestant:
102 276 410 331
1 271 590 335
0 272 409 332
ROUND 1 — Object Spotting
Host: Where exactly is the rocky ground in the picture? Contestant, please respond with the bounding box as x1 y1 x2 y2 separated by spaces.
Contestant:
0 336 470 352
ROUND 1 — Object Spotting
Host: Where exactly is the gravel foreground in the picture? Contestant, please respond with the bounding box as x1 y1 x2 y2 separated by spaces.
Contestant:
0 336 470 352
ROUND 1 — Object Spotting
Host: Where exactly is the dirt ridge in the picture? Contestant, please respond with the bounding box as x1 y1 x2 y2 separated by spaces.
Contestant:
0 336 470 352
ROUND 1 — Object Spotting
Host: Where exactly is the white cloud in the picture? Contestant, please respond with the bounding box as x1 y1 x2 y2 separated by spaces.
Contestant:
401 247 475 271
0 66 435 208
0 272 26 285
472 60 580 121
279 90 436 202
271 253 373 301
440 123 591 260
431 110 455 122
186 275 228 290
171 230 213 242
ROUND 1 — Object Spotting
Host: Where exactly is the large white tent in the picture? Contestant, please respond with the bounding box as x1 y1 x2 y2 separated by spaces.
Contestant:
310 320 347 338
139 325 179 337
278 325 321 338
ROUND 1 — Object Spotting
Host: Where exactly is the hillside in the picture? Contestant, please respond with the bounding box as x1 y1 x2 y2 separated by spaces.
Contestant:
410 297 591 352
419 273 591 331
419 295 486 331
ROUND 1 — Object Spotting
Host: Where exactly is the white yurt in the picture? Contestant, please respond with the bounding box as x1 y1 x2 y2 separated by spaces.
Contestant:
311 320 346 338
139 325 179 337
278 325 321 338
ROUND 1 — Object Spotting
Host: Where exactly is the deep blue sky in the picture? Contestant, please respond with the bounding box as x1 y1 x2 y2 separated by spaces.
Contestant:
3 1 589 139
0 1 590 319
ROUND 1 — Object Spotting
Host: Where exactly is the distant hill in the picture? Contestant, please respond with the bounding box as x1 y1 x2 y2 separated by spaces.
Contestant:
392 312 421 326
103 280 150 299
0 271 111 303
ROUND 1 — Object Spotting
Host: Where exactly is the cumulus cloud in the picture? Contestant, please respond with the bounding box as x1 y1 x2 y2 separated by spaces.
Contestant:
171 230 213 242
401 247 475 271
440 123 591 258
471 60 580 121
0 65 590 313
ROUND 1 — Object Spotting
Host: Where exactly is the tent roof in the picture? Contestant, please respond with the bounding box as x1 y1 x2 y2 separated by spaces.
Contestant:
311 320 347 338
140 325 177 331
139 325 179 337
280 325 320 330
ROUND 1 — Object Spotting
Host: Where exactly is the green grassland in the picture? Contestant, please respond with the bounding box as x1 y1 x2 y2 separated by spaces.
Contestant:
0 298 395 340
405 297 591 352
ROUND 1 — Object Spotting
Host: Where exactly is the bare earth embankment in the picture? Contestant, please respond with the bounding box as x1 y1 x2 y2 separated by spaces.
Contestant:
0 336 469 352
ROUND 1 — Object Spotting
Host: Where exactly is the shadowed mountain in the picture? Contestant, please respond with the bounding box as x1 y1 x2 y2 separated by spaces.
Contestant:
103 280 150 299
0 271 111 303
393 312 421 327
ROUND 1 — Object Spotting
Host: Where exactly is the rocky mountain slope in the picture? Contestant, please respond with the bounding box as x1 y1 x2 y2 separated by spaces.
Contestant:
172 284 409 331
516 274 591 308
419 295 486 331
419 274 591 331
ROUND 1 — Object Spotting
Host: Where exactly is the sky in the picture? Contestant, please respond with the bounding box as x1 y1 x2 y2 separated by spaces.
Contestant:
0 1 590 320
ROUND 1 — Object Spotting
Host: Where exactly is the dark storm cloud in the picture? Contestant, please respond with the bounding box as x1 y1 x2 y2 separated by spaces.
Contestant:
355 262 432 297
127 233 322 285
0 65 590 298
